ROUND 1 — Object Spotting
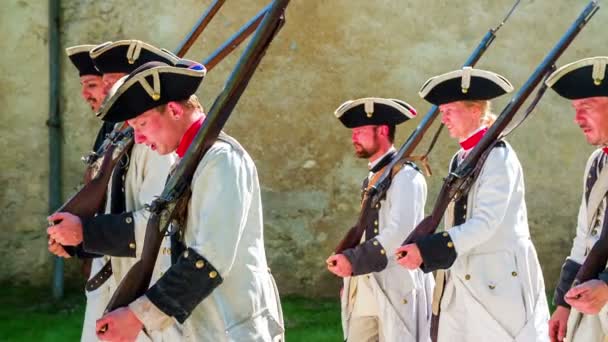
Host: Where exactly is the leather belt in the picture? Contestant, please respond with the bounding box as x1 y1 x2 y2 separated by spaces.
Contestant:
86 260 113 292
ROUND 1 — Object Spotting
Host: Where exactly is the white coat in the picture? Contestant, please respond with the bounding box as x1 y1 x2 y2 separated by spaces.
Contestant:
130 136 284 341
565 149 608 342
438 142 549 342
341 163 435 342
81 143 174 342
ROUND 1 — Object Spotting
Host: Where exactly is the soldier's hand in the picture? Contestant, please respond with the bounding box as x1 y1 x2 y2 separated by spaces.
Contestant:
548 305 569 342
48 239 71 258
565 279 608 314
96 307 143 342
47 212 84 246
395 244 422 270
326 254 353 277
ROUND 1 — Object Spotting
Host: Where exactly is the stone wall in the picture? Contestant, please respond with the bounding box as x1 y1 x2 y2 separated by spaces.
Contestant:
0 0 605 297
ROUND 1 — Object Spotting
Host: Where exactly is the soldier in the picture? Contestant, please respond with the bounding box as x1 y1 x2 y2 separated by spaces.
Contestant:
92 60 284 341
326 97 434 342
396 67 550 341
62 44 116 342
47 40 178 341
546 56 608 342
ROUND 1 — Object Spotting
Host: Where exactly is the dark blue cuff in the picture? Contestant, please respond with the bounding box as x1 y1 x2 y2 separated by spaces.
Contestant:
82 212 136 257
343 238 388 276
146 247 223 323
554 259 582 308
417 232 457 273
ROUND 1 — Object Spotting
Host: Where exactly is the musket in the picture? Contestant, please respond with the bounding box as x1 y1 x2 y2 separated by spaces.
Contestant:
331 0 521 256
102 0 289 316
400 0 599 250
80 3 266 179
77 0 228 184
174 0 226 58
572 218 608 288
80 1 227 174
81 2 266 176
50 1 264 248
203 3 270 70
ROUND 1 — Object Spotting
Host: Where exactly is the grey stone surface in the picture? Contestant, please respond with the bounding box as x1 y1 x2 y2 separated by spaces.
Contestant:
0 0 604 297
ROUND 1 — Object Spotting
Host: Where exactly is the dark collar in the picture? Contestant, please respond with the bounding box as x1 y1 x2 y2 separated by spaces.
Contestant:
370 151 396 173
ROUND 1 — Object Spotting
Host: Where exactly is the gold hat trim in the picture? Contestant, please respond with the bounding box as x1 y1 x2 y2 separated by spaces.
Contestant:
65 44 97 57
546 56 608 88
97 65 207 119
334 97 417 120
90 40 180 65
418 68 514 99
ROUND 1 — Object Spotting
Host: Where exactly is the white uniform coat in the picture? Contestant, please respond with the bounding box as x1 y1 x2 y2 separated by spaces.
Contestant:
81 143 174 342
110 144 175 288
438 142 549 342
131 137 284 342
341 163 435 342
565 149 608 342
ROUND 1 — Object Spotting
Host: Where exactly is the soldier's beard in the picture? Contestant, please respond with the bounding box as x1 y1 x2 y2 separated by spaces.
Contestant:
354 143 374 159
86 97 99 111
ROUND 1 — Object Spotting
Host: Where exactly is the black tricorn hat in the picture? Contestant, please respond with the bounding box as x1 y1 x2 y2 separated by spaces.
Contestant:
419 67 514 105
66 45 102 76
97 60 207 123
334 97 417 128
90 40 179 74
546 56 608 100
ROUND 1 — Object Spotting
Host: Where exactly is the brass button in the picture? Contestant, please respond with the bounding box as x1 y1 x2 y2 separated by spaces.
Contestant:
511 271 518 277
375 203 380 209
465 274 471 280
183 251 189 258
488 284 496 290
195 260 205 269
374 220 378 227
129 242 136 249
442 232 448 237
373 229 379 234
209 271 218 278
125 217 133 224
380 249 385 255
463 205 467 210
402 299 408 304
373 241 379 246
447 242 454 248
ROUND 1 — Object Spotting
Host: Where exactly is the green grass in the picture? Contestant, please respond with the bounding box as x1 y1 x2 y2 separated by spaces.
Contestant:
0 285 556 341
0 286 85 341
282 296 343 341
0 286 342 342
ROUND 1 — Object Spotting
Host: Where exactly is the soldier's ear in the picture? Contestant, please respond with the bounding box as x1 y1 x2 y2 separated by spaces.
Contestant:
166 101 183 120
377 125 390 138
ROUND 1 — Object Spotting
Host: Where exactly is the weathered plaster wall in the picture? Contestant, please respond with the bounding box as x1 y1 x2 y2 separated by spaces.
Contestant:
0 0 605 297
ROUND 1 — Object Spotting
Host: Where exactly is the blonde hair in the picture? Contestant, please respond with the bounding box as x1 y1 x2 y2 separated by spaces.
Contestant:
156 94 204 114
464 100 496 127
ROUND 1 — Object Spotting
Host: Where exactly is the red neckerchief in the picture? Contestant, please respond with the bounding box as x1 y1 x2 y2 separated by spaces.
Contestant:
603 147 608 154
176 117 204 158
460 127 488 151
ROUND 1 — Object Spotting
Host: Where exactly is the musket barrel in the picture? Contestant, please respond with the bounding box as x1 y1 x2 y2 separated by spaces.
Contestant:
174 0 226 57
203 3 271 71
